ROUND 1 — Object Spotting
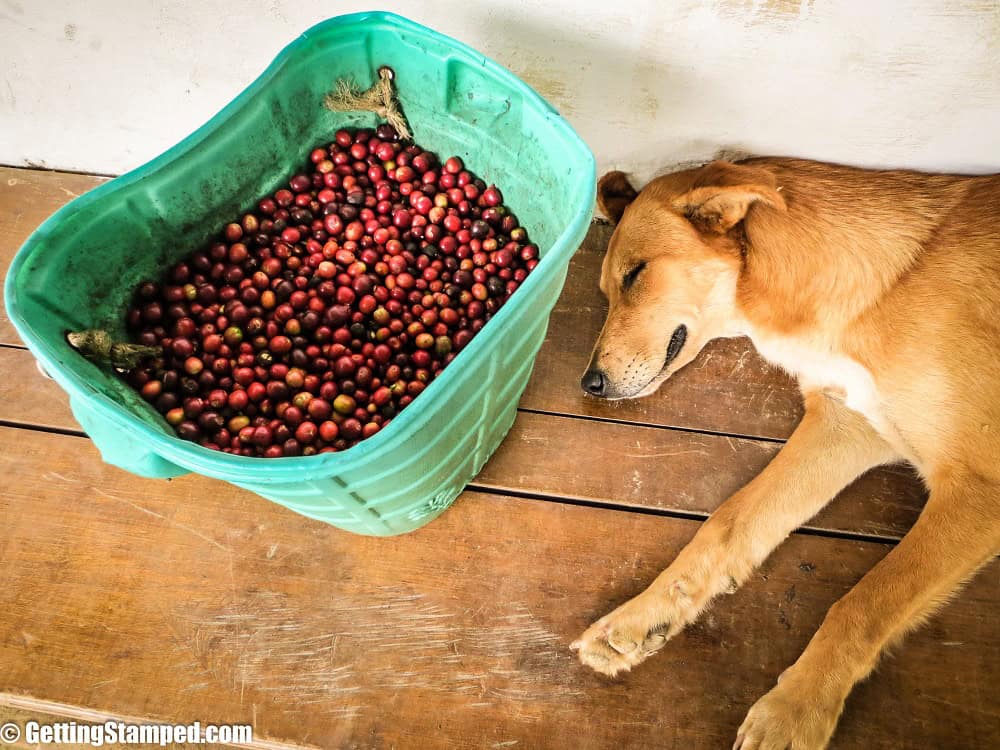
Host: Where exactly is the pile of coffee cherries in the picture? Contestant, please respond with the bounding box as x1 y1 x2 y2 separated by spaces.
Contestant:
123 124 539 457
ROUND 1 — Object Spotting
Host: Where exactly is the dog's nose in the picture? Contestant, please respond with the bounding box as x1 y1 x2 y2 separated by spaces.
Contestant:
581 369 607 397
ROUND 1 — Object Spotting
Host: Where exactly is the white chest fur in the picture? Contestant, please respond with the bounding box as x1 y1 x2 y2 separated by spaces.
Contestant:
747 331 891 438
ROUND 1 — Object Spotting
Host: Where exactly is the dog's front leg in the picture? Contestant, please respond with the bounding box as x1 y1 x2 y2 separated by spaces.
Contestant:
572 391 897 677
735 470 1000 750
735 473 1000 750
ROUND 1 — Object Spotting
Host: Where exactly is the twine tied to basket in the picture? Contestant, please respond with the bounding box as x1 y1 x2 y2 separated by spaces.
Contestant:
323 66 412 141
67 329 161 370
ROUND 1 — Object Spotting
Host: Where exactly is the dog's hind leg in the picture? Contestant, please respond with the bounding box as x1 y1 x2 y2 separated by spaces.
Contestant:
736 471 1000 750
571 391 897 677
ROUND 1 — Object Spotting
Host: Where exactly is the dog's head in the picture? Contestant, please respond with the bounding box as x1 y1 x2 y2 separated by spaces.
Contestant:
581 161 785 400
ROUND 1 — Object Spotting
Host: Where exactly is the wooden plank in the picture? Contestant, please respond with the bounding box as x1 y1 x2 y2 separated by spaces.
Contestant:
0 426 996 749
0 345 927 540
0 169 802 440
479 410 927 541
0 167 108 346
0 345 81 433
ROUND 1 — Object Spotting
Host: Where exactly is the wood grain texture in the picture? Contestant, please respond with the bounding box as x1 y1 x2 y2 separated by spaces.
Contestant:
0 345 927 541
479 410 927 541
0 167 107 345
0 169 802 440
0 345 80 433
0 426 997 749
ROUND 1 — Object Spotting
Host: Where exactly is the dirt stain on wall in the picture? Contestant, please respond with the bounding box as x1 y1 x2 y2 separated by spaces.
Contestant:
511 65 575 117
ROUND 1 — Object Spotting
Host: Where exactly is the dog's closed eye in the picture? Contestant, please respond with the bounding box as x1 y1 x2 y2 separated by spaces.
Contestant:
622 261 646 291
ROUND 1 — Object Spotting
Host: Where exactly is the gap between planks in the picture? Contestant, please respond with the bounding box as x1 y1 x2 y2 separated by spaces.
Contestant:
518 405 788 445
465 483 899 547
0 416 897 548
0 162 117 179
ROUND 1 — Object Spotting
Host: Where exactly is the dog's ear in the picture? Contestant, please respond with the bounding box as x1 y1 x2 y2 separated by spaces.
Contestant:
672 161 786 234
597 171 639 224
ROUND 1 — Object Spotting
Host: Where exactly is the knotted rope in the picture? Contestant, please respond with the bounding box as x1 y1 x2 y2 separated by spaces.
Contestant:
323 66 412 141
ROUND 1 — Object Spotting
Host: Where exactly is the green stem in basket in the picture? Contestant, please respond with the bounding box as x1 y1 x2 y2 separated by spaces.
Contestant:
66 329 161 370
323 66 412 141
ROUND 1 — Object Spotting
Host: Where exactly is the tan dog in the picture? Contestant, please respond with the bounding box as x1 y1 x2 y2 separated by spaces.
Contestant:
570 158 1000 749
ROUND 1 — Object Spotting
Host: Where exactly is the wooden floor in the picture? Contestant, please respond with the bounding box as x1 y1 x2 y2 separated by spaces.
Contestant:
0 166 997 749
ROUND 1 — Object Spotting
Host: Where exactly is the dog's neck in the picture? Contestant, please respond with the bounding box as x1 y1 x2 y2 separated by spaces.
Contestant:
730 173 946 345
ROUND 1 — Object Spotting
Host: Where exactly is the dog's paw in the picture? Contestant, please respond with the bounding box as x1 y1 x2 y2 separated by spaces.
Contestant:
570 593 676 677
734 671 844 750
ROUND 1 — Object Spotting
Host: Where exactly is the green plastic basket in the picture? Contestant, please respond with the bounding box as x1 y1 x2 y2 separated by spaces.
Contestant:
4 11 595 535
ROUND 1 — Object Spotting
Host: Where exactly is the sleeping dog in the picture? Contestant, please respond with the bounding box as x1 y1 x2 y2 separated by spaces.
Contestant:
570 158 1000 749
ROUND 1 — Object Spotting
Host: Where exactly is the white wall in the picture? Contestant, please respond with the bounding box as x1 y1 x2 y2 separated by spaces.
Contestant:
3 1 999 184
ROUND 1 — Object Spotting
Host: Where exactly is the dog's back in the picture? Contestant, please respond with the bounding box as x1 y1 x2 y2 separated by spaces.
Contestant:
729 158 1000 480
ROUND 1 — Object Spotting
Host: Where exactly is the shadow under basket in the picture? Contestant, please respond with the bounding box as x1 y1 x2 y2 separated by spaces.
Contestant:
4 11 596 536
